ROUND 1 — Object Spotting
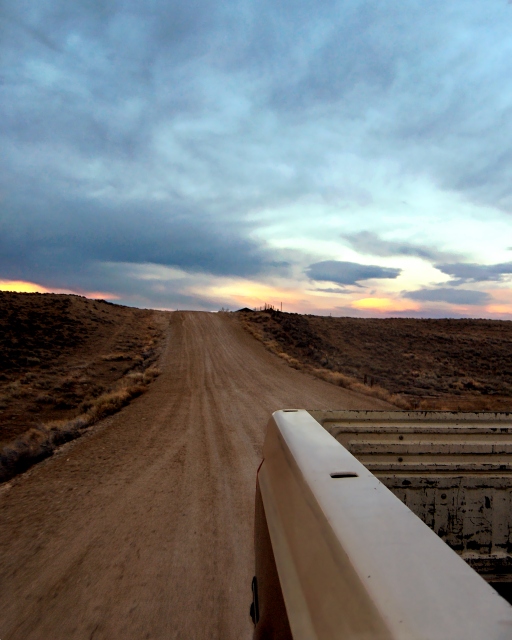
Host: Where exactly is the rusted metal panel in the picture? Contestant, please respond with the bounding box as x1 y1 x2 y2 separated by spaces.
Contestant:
255 410 512 639
309 410 512 581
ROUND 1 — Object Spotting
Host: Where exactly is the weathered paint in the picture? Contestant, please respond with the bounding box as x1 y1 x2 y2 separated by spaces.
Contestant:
309 410 512 581
254 410 512 639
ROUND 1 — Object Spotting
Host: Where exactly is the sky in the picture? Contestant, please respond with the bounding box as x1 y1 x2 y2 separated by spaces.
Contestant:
1 0 512 317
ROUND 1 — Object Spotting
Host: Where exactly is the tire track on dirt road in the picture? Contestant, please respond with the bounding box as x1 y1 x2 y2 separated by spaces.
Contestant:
0 311 392 640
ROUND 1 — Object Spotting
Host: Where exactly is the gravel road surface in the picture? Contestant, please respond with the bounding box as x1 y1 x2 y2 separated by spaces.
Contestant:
0 312 391 639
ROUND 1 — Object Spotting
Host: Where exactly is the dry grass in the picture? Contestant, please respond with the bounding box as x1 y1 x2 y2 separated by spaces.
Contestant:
0 293 167 443
0 292 168 482
239 310 512 411
241 316 410 407
0 371 160 483
100 352 133 362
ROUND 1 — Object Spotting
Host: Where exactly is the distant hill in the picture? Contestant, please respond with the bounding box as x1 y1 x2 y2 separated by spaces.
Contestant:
238 309 512 411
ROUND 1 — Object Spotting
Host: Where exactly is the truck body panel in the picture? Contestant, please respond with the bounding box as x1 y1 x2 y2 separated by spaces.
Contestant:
309 410 512 581
253 410 512 639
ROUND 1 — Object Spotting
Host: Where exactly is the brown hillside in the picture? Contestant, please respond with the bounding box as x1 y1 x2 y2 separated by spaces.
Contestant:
0 292 166 448
239 310 512 410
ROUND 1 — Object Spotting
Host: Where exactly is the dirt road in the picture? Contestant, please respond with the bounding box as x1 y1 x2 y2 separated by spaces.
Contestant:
0 312 391 639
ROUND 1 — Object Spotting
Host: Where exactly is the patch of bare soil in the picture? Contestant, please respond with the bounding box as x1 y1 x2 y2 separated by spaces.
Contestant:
0 292 167 456
238 309 512 410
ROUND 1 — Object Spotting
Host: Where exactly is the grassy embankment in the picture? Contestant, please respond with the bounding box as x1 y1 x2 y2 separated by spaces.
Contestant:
238 309 512 411
0 293 166 482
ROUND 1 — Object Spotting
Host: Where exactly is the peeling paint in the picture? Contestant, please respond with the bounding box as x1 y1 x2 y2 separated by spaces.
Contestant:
310 410 512 582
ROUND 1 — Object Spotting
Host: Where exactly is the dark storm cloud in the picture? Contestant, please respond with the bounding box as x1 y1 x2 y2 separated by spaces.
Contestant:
403 288 492 306
306 261 401 286
342 231 461 262
77 263 229 311
435 262 512 285
0 181 283 286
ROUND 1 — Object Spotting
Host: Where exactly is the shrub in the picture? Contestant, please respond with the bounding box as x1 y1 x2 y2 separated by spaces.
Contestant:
34 393 54 406
240 316 414 409
0 368 161 484
101 353 133 362
143 366 161 382
86 385 146 422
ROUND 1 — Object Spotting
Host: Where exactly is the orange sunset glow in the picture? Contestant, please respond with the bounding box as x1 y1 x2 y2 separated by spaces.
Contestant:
0 280 51 293
199 280 299 309
0 280 119 300
351 297 421 313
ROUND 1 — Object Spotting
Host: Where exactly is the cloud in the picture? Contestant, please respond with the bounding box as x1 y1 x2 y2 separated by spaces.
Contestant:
332 304 502 319
4 1 512 220
435 262 512 285
1 1 512 312
305 260 401 286
403 288 492 306
266 2 512 212
309 286 354 294
342 231 462 262
0 175 293 307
